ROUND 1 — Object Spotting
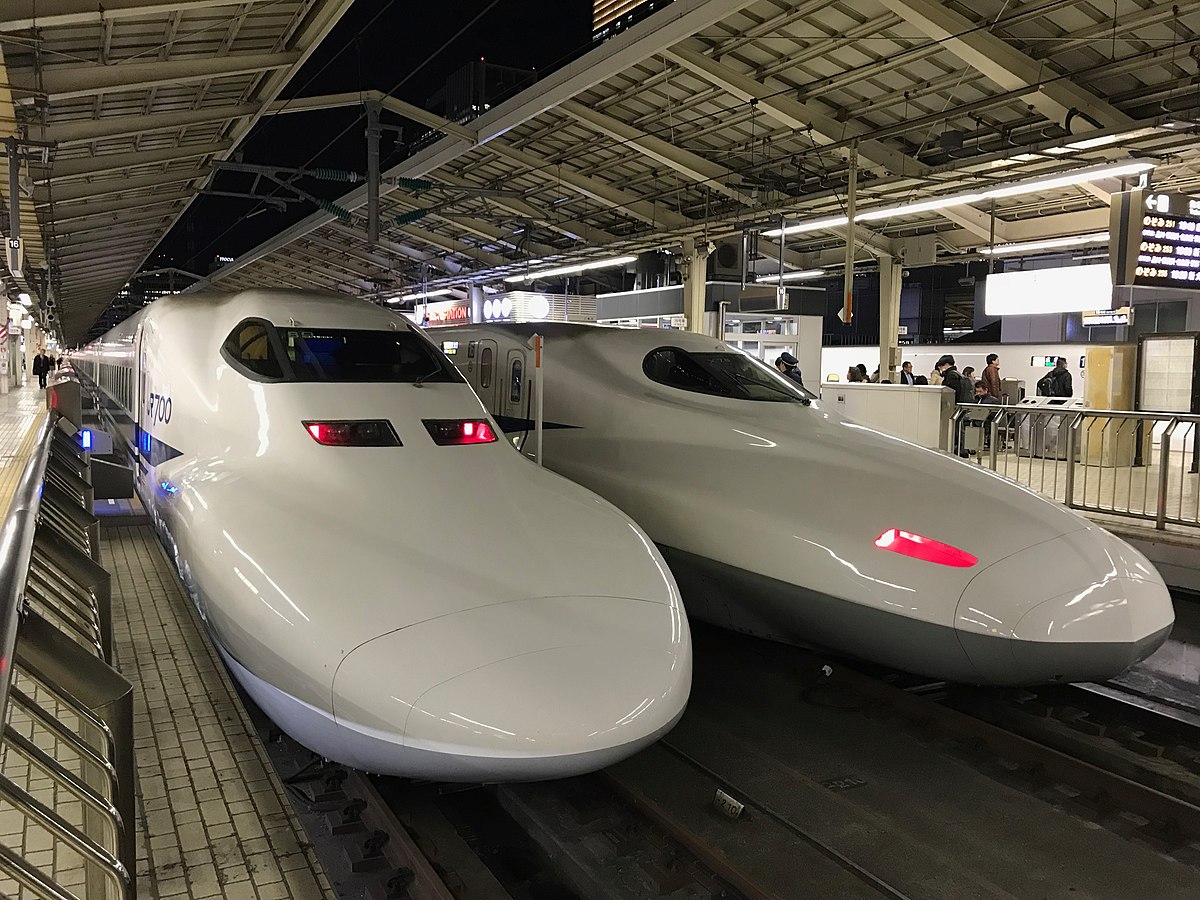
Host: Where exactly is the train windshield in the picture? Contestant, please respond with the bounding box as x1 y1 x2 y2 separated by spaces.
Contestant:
281 328 462 383
643 347 807 403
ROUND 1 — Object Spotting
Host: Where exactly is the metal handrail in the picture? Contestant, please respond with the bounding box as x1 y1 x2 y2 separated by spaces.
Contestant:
0 413 57 724
949 403 1200 530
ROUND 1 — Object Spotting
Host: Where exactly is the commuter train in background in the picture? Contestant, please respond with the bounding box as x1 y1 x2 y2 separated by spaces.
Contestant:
442 322 1174 686
73 291 691 780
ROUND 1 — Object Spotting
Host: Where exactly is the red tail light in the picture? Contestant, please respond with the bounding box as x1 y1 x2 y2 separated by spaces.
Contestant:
303 420 400 447
874 529 978 568
423 419 497 446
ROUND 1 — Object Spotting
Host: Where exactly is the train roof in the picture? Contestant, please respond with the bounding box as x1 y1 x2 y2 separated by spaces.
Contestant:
457 321 727 353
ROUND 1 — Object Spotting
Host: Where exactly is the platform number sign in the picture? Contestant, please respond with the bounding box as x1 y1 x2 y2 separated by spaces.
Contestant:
6 237 21 278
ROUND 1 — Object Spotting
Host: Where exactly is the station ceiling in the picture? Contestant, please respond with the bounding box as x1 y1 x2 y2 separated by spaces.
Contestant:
5 0 1200 342
198 0 1200 309
0 0 356 343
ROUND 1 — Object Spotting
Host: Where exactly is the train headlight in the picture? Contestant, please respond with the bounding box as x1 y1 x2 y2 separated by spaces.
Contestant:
874 529 978 568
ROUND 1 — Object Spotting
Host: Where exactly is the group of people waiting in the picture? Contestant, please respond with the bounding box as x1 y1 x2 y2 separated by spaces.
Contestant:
844 353 1073 403
32 349 60 389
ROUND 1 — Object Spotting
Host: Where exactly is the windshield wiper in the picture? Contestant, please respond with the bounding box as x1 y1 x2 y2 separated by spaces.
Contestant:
413 364 441 388
729 370 808 404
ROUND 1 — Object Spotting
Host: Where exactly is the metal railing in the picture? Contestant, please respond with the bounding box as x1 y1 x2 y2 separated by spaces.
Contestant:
0 408 135 900
950 403 1200 530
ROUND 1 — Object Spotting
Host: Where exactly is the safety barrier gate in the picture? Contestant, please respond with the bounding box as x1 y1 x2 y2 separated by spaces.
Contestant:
0 410 136 899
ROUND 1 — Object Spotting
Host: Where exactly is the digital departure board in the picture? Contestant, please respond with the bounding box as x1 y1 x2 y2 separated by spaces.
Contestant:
1112 190 1200 289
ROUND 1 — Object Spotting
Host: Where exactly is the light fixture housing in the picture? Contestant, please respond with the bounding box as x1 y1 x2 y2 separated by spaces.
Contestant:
387 288 456 305
756 269 826 284
503 255 637 284
980 232 1109 256
765 160 1155 238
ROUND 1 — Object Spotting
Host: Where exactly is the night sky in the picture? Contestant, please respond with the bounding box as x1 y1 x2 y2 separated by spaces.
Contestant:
157 0 594 273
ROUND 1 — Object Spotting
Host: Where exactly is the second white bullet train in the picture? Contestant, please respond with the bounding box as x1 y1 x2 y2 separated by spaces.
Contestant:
444 322 1174 686
73 292 691 781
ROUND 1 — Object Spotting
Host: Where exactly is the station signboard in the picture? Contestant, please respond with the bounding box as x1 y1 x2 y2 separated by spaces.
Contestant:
1082 307 1131 327
1111 189 1200 289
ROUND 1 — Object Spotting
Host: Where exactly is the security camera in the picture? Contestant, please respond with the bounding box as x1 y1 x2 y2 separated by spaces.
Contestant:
706 241 716 255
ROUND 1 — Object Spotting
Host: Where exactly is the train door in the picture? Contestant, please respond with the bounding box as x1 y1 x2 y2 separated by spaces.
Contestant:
473 340 500 414
502 349 528 424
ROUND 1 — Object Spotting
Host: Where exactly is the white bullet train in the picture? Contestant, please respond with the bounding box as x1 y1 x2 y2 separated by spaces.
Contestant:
73 292 690 780
441 322 1174 686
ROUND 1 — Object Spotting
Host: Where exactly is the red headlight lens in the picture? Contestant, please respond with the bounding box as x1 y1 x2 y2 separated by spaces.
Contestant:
874 529 978 568
423 419 497 445
302 420 401 447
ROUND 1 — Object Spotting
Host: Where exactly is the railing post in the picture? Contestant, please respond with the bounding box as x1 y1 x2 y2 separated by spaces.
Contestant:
988 411 1000 470
1063 413 1082 509
1158 419 1177 530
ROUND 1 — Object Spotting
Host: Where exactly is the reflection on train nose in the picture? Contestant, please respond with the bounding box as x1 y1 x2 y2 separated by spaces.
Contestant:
332 596 690 775
955 530 1175 685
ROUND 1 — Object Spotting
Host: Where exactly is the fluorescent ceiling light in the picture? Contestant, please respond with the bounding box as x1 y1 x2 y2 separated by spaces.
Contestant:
17 293 31 306
504 255 637 283
757 268 826 283
980 232 1109 256
387 288 455 304
985 264 1112 316
765 160 1155 237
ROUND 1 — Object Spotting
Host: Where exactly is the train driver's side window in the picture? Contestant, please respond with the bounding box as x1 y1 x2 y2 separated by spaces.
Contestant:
222 320 284 379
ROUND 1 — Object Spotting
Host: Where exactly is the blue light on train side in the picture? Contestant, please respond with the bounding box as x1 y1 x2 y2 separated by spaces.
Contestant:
159 480 178 495
79 430 93 450
140 430 151 454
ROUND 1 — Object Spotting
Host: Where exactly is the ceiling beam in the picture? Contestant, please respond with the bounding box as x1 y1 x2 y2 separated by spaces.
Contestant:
12 52 301 103
938 206 1008 242
883 0 1131 130
46 191 193 224
39 170 208 204
663 42 927 178
486 140 689 229
0 1 281 31
559 99 752 205
37 105 260 146
55 229 164 258
326 223 463 276
426 172 619 247
35 142 232 182
388 222 508 269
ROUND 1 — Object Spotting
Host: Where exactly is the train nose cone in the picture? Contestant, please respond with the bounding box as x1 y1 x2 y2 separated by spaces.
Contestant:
955 527 1174 685
331 596 691 780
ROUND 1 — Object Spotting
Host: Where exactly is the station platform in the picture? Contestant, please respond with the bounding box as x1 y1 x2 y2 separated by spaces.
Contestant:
0 383 334 899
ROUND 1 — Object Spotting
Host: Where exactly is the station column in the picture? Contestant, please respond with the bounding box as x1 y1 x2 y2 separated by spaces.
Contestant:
878 253 902 382
681 237 707 334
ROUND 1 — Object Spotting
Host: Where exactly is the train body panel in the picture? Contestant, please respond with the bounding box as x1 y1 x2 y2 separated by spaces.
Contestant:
76 292 690 780
443 322 1173 685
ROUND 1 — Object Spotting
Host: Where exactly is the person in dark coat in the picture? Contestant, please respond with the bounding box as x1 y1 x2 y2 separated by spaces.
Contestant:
974 381 1001 404
936 355 973 404
32 350 47 389
898 361 916 385
1049 357 1073 397
774 352 804 389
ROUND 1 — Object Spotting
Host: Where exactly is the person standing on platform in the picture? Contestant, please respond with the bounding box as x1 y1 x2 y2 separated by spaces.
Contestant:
1050 357 1073 397
982 354 1002 403
32 350 47 389
898 361 915 385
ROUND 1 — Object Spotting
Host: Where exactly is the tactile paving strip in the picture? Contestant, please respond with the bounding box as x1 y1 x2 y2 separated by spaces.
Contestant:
106 525 335 900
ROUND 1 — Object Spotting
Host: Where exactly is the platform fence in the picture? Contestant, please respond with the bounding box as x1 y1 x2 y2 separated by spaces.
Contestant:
0 408 135 900
950 405 1200 531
